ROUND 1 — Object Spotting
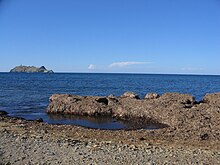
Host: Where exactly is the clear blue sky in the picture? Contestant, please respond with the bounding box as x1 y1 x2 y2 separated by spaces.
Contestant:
0 0 220 74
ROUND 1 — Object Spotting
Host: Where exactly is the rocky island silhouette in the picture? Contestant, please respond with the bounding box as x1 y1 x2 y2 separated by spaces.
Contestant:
10 65 54 73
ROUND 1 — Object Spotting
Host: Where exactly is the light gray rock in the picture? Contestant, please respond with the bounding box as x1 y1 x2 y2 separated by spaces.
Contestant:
145 93 160 100
121 92 140 99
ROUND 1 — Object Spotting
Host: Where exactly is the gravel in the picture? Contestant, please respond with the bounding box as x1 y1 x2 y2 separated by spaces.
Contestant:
0 119 220 165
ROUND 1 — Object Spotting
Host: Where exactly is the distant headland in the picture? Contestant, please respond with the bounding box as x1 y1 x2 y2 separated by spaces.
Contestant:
10 65 54 73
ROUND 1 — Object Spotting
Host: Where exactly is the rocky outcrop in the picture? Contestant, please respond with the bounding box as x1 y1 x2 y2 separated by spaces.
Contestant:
47 94 116 116
10 65 54 73
47 92 196 123
47 92 220 140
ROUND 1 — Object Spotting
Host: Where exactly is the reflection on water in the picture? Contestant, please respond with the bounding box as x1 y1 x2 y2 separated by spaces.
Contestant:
47 114 168 130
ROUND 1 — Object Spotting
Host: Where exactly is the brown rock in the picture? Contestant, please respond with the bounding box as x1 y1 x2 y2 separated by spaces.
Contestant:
159 93 195 104
47 92 220 141
47 94 115 116
202 92 220 105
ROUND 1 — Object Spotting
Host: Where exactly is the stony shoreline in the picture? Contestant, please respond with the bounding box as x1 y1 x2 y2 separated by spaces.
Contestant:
0 113 220 164
1 92 220 164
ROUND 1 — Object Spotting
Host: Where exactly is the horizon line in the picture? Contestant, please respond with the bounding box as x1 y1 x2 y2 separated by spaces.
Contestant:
0 71 219 76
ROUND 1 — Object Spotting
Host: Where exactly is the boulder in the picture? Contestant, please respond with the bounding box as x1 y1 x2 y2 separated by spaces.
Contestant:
121 92 140 99
144 93 159 100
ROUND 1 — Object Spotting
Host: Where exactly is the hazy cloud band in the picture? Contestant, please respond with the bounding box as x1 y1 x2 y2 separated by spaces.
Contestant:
108 61 151 68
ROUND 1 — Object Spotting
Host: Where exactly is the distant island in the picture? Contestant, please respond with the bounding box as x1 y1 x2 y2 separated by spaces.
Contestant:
10 65 54 73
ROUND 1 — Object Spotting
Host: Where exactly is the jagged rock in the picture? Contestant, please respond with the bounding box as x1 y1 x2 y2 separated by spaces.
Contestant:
0 110 8 116
121 92 140 99
47 94 115 116
10 65 54 73
144 93 159 100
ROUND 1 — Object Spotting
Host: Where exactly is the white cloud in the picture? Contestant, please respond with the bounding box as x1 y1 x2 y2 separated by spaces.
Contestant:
108 61 150 68
88 64 96 70
181 67 203 71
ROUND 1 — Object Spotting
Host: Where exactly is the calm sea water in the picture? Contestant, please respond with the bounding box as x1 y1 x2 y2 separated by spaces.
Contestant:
0 73 219 129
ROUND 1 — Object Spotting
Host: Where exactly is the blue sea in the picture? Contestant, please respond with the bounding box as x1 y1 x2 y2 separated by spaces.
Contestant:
0 73 220 129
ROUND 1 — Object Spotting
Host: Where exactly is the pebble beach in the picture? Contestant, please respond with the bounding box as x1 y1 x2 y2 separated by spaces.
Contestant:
0 114 220 164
